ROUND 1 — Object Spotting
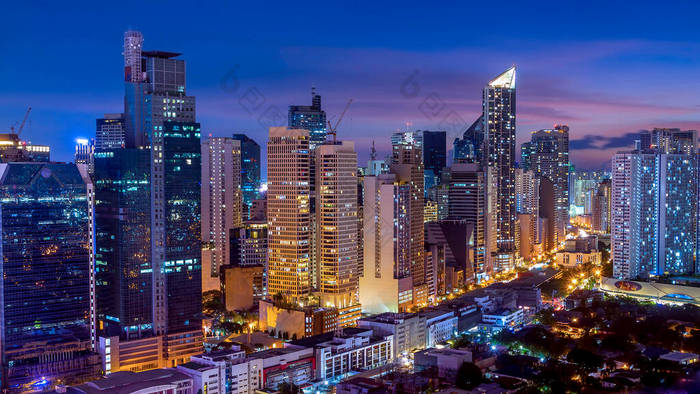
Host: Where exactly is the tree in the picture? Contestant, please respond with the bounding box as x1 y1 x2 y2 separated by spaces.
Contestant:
566 347 603 372
278 382 300 394
202 290 225 315
455 362 483 390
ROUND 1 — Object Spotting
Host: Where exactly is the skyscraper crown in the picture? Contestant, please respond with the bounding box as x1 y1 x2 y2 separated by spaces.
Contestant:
488 66 516 89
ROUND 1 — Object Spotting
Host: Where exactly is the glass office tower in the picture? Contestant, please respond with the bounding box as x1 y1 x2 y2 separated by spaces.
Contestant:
0 163 98 389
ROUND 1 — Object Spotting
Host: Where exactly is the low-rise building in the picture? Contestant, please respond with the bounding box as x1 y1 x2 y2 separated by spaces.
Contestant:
258 300 338 339
659 351 699 366
358 313 426 357
419 309 458 348
414 348 472 382
336 377 390 394
555 236 600 267
69 369 194 394
177 361 222 394
481 309 524 331
564 289 604 310
290 328 393 381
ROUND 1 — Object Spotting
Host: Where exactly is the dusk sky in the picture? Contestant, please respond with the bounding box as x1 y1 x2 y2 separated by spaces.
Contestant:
3 1 700 172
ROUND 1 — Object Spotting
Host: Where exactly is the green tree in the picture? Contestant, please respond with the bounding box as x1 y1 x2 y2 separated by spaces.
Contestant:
455 362 483 390
566 347 603 372
202 290 225 315
278 382 300 394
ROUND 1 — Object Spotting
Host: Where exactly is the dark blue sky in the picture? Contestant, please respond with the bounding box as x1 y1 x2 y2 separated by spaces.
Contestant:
4 1 700 169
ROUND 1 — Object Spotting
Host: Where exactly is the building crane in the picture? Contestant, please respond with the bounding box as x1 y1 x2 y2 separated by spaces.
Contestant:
326 99 353 143
10 107 32 136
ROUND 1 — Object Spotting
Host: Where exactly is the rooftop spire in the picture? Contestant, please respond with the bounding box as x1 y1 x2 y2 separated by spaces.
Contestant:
488 66 516 89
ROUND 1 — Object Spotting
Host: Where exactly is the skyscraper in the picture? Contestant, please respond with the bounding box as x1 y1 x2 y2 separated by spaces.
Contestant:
288 88 327 148
232 134 261 218
453 115 484 164
201 137 242 292
359 174 414 313
449 163 491 281
525 125 570 246
391 132 427 305
484 66 517 271
315 141 360 326
515 168 541 260
0 163 99 389
266 127 311 303
75 138 95 174
611 129 697 279
420 130 447 191
95 114 126 151
92 31 202 373
592 179 611 233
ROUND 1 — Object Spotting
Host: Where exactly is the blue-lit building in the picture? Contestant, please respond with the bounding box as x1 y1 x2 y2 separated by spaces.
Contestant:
453 115 484 164
421 130 446 193
162 122 202 335
288 88 327 148
232 133 261 217
0 162 100 389
90 30 202 374
93 148 152 340
612 129 698 279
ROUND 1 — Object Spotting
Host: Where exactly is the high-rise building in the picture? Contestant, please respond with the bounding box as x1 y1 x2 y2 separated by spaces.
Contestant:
75 138 95 175
92 31 202 374
448 163 491 282
391 132 427 305
0 163 99 390
315 141 360 326
516 168 541 260
96 114 126 150
266 127 311 304
592 179 611 233
359 174 414 313
288 88 327 149
484 66 517 271
420 130 447 190
232 134 261 218
424 219 475 298
612 130 697 279
453 115 484 164
201 137 242 292
525 125 570 245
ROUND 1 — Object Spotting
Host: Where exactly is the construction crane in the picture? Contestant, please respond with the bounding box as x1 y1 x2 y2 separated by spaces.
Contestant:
10 107 32 136
326 99 352 143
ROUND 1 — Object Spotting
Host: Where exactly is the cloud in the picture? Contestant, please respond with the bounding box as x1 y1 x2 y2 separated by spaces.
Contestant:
569 132 639 150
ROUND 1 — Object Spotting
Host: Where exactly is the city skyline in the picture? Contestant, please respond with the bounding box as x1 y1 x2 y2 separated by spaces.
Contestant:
5 2 700 171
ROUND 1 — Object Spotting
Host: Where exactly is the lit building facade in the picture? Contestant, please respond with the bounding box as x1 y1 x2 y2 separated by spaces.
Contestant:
201 137 242 292
523 125 570 245
391 132 427 305
266 127 311 303
315 141 360 326
359 174 414 313
232 134 261 219
0 163 98 389
448 163 491 282
484 67 517 272
95 114 126 150
288 88 327 149
92 30 203 374
612 135 697 279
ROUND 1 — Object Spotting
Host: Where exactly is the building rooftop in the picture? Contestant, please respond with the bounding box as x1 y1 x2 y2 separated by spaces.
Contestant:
660 351 699 363
178 361 213 372
70 369 190 393
359 312 418 324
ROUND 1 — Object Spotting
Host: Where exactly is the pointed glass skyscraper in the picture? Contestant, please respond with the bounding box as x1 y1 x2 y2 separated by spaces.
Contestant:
484 66 517 272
